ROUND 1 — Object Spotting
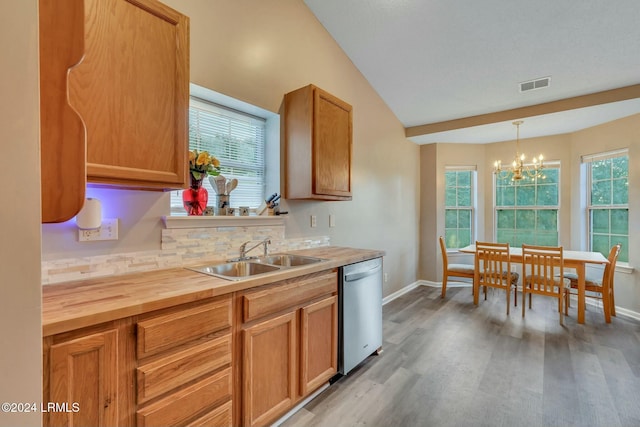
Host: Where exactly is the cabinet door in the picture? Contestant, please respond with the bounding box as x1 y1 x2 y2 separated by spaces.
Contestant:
38 0 86 222
313 88 352 198
283 84 352 201
72 0 189 188
39 0 189 215
243 311 297 427
300 295 338 395
49 330 118 427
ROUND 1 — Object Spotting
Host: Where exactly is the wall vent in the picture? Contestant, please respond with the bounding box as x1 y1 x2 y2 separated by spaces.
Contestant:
519 76 551 92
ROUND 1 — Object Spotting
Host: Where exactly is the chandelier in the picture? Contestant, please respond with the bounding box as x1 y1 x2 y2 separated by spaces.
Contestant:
493 120 544 181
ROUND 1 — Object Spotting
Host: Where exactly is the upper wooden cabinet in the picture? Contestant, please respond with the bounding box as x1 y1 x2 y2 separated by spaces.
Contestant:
283 84 353 201
39 0 190 223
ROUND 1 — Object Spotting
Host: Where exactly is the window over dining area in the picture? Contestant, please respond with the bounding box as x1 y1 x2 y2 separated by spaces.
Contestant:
583 149 629 263
444 167 475 249
494 165 560 246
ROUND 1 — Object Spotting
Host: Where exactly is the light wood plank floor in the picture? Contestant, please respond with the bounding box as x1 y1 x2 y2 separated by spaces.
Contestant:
282 285 640 427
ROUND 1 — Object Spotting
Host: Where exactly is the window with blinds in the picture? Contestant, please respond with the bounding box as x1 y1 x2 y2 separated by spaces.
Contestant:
170 97 266 214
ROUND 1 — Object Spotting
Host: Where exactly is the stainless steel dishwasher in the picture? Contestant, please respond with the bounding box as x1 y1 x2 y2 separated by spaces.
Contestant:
339 257 383 375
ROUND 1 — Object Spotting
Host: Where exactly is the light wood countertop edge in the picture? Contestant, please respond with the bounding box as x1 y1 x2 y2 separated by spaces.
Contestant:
42 247 385 336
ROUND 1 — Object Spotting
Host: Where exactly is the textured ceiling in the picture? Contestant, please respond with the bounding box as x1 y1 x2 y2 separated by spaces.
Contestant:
303 0 640 143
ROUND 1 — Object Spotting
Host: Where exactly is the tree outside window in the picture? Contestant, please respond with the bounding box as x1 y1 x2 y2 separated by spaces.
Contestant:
587 153 629 262
445 169 474 249
495 167 559 246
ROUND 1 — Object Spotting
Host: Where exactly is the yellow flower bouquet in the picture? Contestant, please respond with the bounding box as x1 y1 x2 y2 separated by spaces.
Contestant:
189 149 221 180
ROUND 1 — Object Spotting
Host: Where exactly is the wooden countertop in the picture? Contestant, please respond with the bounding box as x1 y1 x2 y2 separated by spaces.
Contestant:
42 246 384 336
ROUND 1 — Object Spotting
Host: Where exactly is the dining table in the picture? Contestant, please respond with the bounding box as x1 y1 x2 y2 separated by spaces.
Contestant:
459 244 609 324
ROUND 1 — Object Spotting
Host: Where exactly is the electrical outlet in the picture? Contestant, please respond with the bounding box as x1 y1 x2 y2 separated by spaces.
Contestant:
78 218 119 242
329 214 336 227
311 215 317 228
384 273 389 283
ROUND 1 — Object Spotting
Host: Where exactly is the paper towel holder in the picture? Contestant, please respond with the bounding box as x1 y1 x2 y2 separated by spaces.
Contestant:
75 198 102 230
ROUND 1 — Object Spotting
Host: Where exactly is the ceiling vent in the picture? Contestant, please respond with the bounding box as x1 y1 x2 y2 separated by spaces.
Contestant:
519 76 551 92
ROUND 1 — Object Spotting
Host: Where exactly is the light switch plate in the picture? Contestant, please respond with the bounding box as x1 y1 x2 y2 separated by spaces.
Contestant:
311 215 317 228
329 214 336 227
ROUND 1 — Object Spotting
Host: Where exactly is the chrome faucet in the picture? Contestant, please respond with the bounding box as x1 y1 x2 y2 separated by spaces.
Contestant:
238 237 271 260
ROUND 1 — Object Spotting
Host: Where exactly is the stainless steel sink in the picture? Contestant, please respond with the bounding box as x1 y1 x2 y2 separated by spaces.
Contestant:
254 254 325 267
188 261 281 280
187 253 326 281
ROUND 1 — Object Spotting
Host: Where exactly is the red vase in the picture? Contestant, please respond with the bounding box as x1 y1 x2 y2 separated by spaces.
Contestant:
182 173 208 215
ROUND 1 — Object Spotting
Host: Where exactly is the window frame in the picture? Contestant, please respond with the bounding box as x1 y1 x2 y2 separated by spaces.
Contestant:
494 162 561 247
170 84 278 216
444 166 476 249
583 149 629 263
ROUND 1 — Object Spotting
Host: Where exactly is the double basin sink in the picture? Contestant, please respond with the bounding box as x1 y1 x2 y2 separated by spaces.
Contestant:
187 253 326 281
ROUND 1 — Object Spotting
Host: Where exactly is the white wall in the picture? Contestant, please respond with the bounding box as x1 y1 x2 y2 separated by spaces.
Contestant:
0 1 42 426
570 115 640 315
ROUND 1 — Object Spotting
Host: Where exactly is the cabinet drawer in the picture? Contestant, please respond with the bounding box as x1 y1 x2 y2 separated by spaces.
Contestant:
137 368 232 427
137 335 232 403
187 400 232 427
137 297 232 359
243 271 337 323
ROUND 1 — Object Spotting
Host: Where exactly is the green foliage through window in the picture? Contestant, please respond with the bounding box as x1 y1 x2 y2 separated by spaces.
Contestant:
445 170 474 248
587 154 629 262
495 167 559 246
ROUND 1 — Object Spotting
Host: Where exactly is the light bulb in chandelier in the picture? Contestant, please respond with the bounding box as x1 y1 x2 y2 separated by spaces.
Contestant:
493 120 544 181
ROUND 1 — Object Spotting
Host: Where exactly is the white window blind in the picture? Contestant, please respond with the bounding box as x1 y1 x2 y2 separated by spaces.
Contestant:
171 97 266 214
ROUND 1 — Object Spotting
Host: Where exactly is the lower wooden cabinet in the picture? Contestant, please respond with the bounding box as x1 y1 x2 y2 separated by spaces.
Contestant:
43 296 233 427
240 270 338 427
136 368 232 427
243 310 298 427
136 296 233 427
300 295 338 395
43 319 135 427
43 269 340 427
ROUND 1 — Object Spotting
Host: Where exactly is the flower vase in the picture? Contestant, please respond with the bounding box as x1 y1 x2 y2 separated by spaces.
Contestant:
182 173 208 215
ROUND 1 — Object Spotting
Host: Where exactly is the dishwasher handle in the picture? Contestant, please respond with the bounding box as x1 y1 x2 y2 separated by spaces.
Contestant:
344 265 382 282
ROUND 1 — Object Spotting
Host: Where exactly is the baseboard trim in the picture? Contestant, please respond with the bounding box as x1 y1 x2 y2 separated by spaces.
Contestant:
382 280 471 305
382 281 421 305
385 280 640 322
418 279 472 289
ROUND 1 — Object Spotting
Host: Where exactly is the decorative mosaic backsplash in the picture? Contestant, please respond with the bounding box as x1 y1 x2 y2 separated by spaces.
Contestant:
42 224 330 285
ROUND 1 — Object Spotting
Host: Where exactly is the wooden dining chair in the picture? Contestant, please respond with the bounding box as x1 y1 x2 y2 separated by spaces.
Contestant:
521 244 570 325
562 244 621 323
439 236 475 298
473 241 519 315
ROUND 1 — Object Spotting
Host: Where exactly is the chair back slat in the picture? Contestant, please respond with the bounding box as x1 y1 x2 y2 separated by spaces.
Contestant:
522 244 564 296
474 241 516 314
439 236 449 270
603 244 622 290
475 242 511 289
521 244 566 325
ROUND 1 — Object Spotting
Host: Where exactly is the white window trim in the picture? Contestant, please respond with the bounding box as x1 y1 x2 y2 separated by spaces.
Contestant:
444 166 477 249
493 162 561 245
166 83 280 223
583 148 629 265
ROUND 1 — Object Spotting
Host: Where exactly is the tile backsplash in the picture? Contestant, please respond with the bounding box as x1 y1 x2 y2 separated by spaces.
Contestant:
42 224 330 285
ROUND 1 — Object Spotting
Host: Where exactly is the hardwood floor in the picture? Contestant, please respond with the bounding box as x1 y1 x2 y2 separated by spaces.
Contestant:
281 285 640 427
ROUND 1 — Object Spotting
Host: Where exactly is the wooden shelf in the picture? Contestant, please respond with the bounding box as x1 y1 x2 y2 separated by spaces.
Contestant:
162 215 286 229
